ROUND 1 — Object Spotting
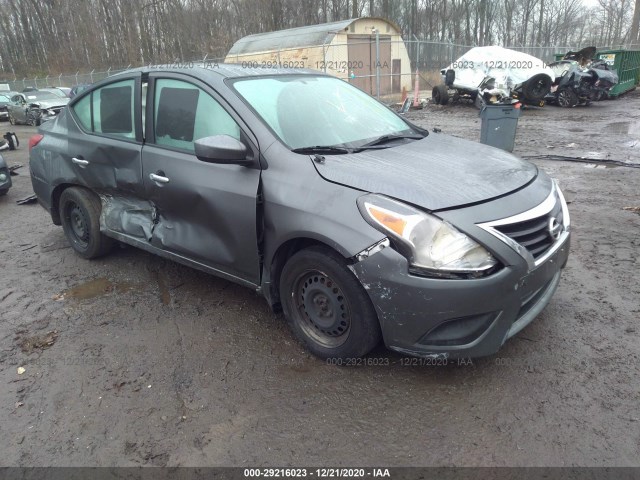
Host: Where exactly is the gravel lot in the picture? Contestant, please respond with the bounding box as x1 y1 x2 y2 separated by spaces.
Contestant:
1 91 639 467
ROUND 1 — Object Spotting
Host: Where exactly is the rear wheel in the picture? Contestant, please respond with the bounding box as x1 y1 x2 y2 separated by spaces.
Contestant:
557 89 579 107
59 187 114 259
280 246 382 360
432 84 449 105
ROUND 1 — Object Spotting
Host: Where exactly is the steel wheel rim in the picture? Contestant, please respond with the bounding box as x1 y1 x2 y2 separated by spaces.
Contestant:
293 269 351 348
64 201 90 248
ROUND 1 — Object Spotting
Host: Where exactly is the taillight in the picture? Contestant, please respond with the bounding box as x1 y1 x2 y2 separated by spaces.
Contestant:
29 134 44 153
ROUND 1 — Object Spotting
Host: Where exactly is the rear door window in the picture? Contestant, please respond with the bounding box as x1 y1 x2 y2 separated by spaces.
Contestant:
92 80 135 138
153 79 240 152
71 79 136 139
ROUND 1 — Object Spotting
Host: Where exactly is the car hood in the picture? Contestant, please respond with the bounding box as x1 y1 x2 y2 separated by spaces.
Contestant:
312 133 537 211
31 99 69 108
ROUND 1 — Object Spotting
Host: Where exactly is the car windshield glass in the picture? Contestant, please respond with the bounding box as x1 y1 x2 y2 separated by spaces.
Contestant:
0 95 10 102
27 92 62 101
551 62 573 77
233 75 418 150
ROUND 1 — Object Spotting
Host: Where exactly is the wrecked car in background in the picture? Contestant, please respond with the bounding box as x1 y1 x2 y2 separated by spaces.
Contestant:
0 93 12 121
545 47 619 107
0 154 11 196
433 46 555 106
30 64 570 360
7 91 69 126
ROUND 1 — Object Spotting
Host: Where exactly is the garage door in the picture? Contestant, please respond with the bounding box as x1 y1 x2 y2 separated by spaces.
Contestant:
347 35 392 95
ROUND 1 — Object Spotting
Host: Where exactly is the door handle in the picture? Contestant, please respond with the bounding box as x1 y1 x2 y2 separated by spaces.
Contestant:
149 173 170 184
72 157 89 167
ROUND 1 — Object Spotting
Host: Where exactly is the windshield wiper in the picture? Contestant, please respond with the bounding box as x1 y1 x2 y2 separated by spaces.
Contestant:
352 133 424 152
291 145 351 155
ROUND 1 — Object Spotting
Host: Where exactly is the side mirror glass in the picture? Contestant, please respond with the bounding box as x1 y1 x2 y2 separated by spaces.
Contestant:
194 135 253 166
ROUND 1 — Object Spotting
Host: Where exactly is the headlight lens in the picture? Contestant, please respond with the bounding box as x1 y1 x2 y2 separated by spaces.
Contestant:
0 173 7 183
357 194 498 277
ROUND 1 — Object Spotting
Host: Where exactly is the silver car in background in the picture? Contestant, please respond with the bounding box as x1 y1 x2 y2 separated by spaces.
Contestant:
8 90 69 126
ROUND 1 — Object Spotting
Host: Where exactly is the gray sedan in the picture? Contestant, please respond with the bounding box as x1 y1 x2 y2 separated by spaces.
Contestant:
8 91 69 126
29 65 570 360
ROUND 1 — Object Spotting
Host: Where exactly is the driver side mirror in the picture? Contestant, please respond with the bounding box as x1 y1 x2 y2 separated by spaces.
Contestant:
194 135 254 167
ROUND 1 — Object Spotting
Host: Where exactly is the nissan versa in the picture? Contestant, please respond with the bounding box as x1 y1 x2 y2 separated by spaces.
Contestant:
29 65 570 360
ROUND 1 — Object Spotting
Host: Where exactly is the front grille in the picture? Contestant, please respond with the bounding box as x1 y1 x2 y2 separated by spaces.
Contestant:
494 195 563 260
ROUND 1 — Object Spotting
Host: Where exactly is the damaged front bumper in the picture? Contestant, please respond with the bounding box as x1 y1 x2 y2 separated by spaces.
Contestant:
350 234 570 359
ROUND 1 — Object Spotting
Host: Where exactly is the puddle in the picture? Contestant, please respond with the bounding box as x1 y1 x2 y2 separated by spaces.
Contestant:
583 163 620 169
605 121 640 136
60 278 137 300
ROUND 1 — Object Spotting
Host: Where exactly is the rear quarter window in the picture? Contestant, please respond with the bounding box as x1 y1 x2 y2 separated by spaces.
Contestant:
72 95 92 130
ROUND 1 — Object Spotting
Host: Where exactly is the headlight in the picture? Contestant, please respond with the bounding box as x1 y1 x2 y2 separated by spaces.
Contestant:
357 194 498 278
0 173 7 183
48 109 56 115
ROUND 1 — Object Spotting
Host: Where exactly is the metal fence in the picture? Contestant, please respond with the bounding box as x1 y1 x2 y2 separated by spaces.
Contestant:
2 39 638 102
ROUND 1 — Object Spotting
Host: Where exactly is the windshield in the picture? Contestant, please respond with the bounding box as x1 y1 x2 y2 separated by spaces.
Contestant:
0 95 10 102
550 61 575 78
26 91 62 101
233 75 416 150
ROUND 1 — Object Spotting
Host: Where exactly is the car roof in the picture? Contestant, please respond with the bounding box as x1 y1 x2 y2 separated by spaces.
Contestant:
112 63 321 80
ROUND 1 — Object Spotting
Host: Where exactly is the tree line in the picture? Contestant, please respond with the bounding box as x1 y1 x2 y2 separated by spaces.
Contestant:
0 0 637 78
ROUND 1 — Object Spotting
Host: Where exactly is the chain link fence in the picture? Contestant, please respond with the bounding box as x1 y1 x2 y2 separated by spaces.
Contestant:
2 39 637 102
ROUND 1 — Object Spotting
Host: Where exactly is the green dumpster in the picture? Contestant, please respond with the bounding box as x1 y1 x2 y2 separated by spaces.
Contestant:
595 49 640 97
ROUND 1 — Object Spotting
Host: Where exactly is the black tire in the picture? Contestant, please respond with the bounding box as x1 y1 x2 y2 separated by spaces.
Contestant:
0 189 7 196
522 73 552 102
279 246 382 360
432 84 449 105
59 187 113 259
557 88 579 107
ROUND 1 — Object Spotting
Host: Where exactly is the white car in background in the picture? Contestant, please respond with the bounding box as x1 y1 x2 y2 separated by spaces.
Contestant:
433 46 555 107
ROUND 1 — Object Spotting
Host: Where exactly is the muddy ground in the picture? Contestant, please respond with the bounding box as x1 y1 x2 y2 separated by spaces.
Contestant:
1 91 639 467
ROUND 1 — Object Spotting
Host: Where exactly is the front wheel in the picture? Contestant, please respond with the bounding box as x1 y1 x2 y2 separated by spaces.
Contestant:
59 187 114 259
27 110 41 127
557 89 579 107
432 84 449 105
280 247 382 360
